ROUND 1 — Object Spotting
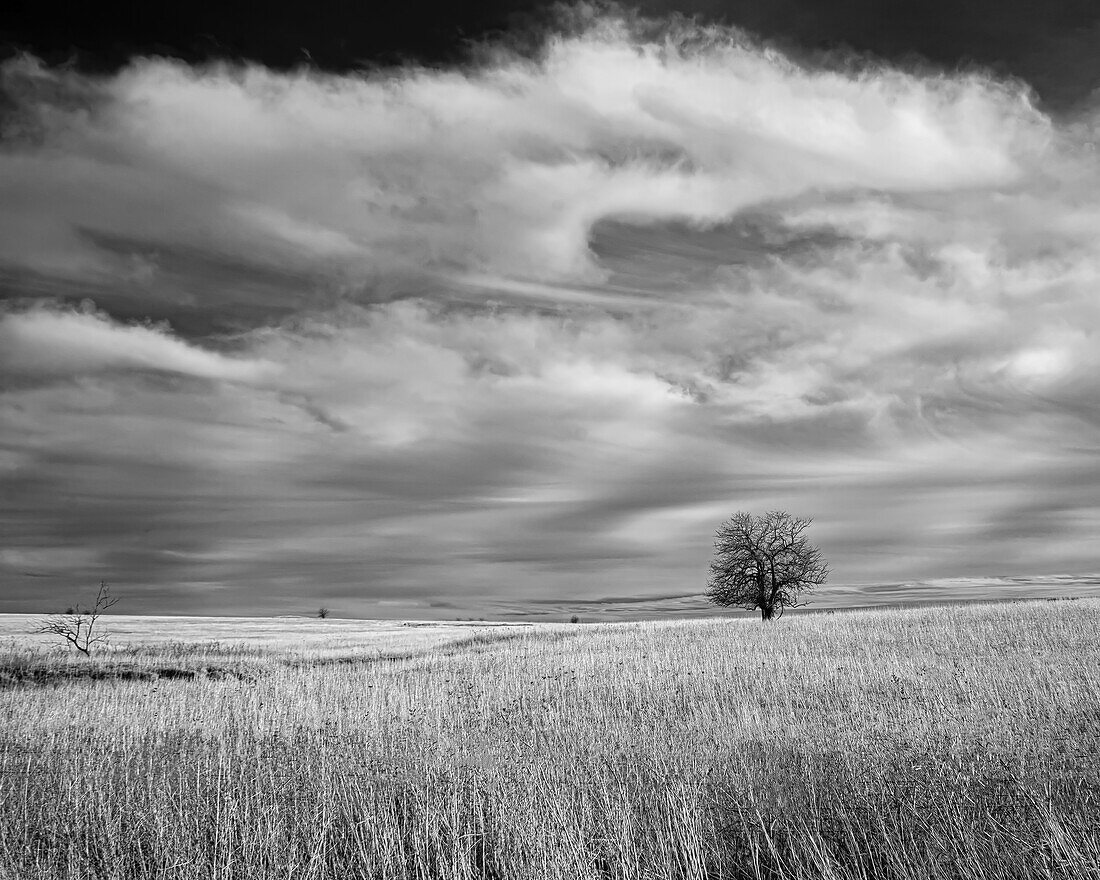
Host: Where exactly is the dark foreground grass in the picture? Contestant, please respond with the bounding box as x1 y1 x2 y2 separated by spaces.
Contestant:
2 599 1099 879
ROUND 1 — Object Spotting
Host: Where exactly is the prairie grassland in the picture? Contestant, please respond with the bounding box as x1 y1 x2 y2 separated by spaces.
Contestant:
1 599 1099 880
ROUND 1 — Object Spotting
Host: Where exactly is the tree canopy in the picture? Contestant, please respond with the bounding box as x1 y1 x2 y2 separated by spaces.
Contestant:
706 510 828 620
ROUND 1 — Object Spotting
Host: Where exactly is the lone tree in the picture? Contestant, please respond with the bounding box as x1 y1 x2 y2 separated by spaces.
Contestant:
706 511 828 620
317 607 330 619
33 581 118 655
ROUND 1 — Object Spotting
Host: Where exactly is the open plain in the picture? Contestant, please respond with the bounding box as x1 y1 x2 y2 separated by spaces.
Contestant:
2 599 1099 879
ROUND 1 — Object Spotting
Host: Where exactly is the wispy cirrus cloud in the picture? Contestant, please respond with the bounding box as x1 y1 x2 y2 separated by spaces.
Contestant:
1 13 1099 616
0 304 276 381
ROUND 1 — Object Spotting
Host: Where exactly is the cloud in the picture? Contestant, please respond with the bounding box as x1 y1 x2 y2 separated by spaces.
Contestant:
0 21 1049 293
2 14 1100 615
0 305 276 382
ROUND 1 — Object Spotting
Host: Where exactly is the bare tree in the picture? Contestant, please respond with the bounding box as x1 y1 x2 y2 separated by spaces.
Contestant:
33 581 118 655
317 607 330 619
706 511 828 620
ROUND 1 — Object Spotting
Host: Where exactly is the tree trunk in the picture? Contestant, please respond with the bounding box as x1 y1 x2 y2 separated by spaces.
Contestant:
760 604 774 621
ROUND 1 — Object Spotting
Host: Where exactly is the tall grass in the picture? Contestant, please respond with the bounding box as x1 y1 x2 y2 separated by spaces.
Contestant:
2 599 1099 879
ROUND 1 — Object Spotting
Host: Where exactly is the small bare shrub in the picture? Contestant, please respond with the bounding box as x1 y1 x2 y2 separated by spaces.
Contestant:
32 581 118 655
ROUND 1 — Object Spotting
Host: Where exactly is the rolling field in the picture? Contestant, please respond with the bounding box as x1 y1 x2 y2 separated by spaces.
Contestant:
1 600 1099 879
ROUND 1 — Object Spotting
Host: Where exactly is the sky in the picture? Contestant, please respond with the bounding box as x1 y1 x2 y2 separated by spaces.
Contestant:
2 2 1100 618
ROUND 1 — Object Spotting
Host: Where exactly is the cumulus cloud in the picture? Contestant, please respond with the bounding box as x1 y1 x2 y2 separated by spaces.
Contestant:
2 13 1099 615
0 21 1049 290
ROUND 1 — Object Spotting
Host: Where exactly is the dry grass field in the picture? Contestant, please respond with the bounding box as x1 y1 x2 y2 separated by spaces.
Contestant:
1 599 1099 879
